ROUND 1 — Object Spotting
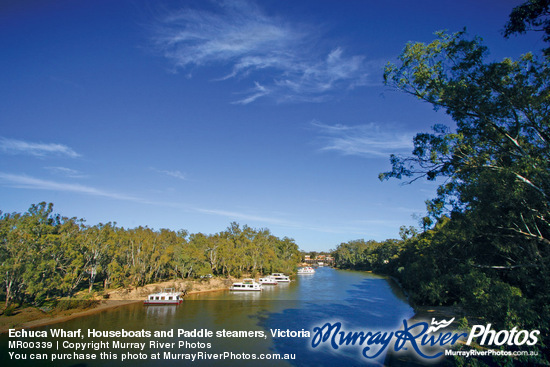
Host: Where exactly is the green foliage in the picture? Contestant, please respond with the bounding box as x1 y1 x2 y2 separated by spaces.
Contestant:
504 0 550 56
332 238 404 272
377 13 550 363
333 4 550 364
53 299 99 311
0 204 301 307
3 304 16 316
212 223 300 277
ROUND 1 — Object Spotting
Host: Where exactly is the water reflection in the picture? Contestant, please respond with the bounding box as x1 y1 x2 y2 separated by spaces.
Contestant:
145 305 178 318
260 269 414 366
0 268 413 367
226 290 263 301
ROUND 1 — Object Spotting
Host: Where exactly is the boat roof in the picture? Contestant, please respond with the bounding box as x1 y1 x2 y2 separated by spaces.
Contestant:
148 288 180 295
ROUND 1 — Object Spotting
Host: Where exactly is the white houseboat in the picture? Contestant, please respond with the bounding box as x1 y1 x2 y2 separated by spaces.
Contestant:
230 279 262 291
259 276 278 285
297 266 315 274
270 273 290 282
144 288 183 305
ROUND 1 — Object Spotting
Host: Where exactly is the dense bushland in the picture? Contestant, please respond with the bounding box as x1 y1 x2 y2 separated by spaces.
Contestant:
0 202 300 307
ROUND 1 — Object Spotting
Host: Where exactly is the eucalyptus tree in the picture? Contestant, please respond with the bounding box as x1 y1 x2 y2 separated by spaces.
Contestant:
249 228 276 274
0 202 303 305
273 237 301 273
79 223 115 292
176 232 209 278
17 203 65 303
382 29 550 270
0 211 28 306
504 0 550 56
379 8 550 355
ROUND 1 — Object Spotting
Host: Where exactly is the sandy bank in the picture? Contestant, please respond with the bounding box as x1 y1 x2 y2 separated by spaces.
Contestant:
0 277 235 333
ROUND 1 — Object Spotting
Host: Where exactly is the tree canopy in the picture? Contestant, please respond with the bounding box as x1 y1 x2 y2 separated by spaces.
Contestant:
382 29 550 264
504 0 550 56
0 203 300 307
372 3 550 363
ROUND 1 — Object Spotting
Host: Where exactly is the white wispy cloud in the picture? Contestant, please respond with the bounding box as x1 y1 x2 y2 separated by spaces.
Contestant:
312 120 414 158
192 207 296 227
0 172 294 227
0 172 400 238
152 0 373 103
0 173 141 202
152 168 187 181
44 166 87 178
232 82 271 105
0 137 80 158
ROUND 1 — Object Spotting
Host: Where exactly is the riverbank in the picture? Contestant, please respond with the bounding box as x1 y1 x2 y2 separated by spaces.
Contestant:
0 277 234 333
383 304 470 366
377 272 469 365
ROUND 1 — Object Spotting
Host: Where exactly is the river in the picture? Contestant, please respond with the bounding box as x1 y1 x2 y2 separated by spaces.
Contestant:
1 267 414 366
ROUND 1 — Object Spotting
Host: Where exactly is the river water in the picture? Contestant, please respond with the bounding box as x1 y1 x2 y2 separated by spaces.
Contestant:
1 267 414 366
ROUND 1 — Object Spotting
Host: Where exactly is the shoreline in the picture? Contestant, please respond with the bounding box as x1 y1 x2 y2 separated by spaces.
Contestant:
0 278 232 334
383 305 467 366
0 300 143 334
3 272 461 337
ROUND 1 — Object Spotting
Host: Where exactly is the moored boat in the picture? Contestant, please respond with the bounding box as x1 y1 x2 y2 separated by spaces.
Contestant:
270 273 290 282
144 288 183 305
297 266 315 274
230 278 263 291
259 276 278 285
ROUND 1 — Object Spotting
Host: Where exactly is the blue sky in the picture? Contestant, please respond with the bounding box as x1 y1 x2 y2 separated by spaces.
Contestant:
0 0 542 251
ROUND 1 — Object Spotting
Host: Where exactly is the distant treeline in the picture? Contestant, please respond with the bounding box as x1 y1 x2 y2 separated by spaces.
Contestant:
331 217 550 333
0 202 300 307
332 217 548 362
331 238 402 271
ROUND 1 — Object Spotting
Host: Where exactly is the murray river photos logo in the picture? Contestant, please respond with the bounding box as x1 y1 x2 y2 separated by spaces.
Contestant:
310 318 540 360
